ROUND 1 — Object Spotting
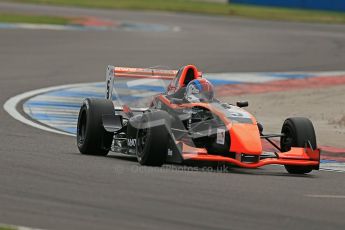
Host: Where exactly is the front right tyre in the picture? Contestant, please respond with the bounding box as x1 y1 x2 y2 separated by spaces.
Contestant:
136 110 171 166
280 117 317 174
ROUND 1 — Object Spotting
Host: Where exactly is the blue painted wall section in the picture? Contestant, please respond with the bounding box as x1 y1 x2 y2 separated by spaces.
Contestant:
230 0 345 12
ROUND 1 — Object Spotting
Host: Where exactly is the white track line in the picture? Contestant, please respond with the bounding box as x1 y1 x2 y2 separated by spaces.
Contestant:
305 194 345 199
320 168 345 173
0 22 180 32
3 82 98 137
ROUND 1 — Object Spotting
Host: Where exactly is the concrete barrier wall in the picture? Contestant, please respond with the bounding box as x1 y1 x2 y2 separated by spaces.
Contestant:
230 0 345 12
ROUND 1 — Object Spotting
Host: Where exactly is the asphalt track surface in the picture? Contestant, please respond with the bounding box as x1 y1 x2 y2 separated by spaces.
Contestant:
1 2 345 230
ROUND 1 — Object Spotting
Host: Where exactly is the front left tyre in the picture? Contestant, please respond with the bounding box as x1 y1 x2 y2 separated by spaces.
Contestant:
77 98 114 156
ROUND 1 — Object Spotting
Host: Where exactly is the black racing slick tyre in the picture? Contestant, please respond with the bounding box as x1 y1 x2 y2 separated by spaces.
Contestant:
280 117 317 174
77 98 114 156
136 110 171 166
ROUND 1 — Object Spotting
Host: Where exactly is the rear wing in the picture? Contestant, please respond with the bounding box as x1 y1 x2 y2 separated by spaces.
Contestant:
113 66 178 80
105 65 178 100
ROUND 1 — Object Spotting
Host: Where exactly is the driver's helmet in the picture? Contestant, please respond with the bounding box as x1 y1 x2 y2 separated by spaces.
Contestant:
185 78 215 103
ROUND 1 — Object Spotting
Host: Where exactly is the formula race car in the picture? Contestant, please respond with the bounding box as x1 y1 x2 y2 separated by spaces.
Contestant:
77 65 320 174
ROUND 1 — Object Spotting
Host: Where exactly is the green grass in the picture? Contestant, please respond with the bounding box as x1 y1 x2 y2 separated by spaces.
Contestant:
3 0 345 24
0 226 17 230
0 13 71 25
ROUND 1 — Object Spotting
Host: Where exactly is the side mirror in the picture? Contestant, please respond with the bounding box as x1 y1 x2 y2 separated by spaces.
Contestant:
236 101 248 108
257 122 263 134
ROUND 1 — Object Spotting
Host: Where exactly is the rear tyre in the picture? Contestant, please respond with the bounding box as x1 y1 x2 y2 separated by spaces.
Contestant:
77 98 114 156
136 111 171 166
280 117 317 174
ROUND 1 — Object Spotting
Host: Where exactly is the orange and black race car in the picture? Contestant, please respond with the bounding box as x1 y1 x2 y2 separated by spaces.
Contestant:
77 65 320 174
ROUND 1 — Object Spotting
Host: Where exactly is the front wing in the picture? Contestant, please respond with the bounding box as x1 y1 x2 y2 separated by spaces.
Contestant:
176 143 320 169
